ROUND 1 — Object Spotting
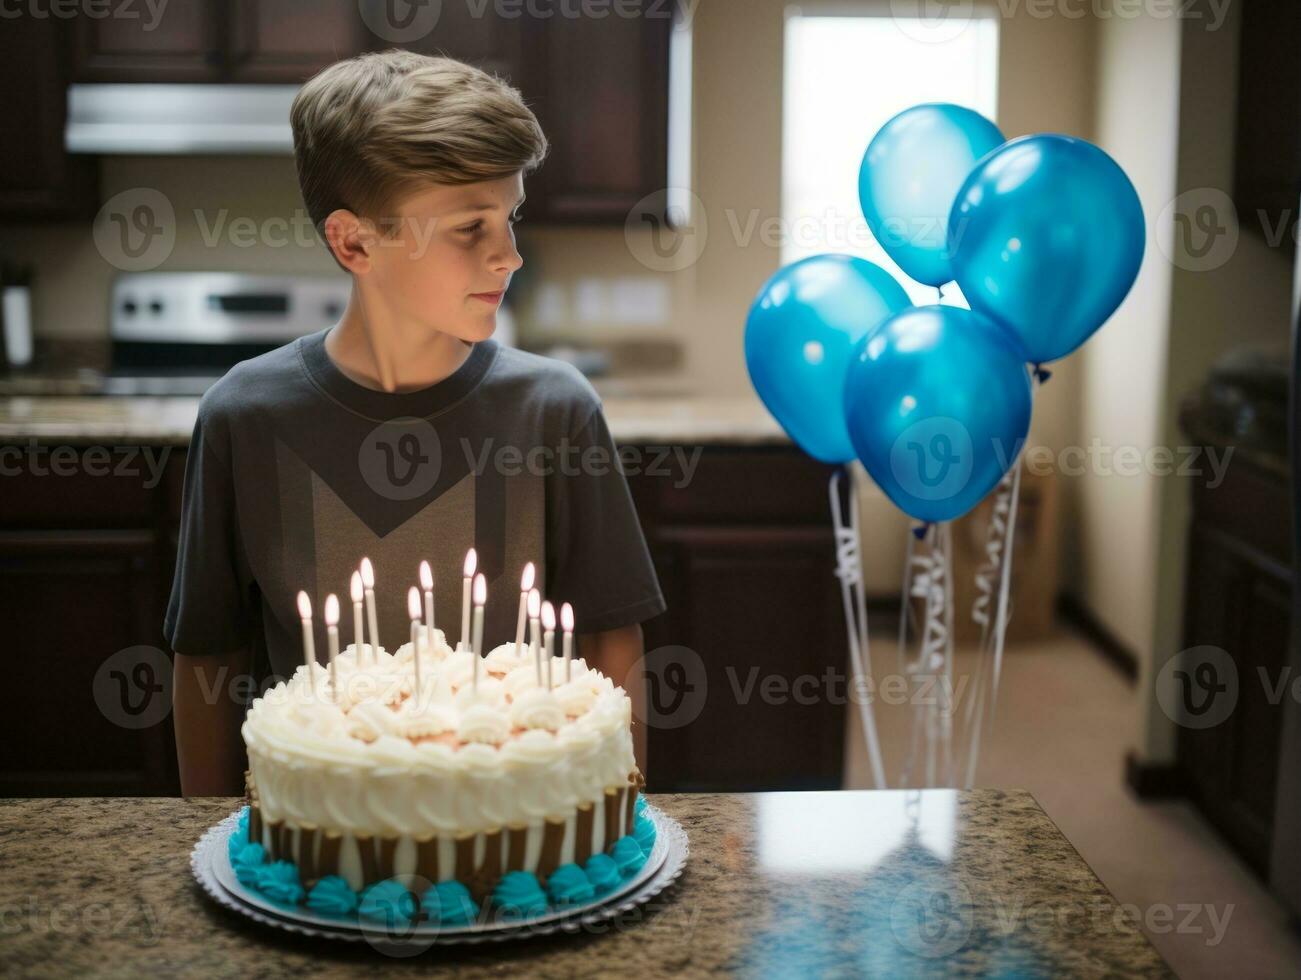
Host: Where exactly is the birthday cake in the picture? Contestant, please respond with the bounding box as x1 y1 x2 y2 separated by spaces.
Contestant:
229 619 655 925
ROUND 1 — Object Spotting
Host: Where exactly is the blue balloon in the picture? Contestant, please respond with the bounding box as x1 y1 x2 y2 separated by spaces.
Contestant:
745 254 912 463
844 306 1032 523
949 134 1145 364
858 104 1005 287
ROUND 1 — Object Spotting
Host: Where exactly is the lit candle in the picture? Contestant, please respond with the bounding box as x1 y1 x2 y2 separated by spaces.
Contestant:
324 593 340 701
296 590 317 698
561 602 575 683
360 557 379 662
407 586 423 702
528 587 542 685
471 573 487 692
541 601 556 690
419 560 436 649
460 548 477 652
514 562 535 652
350 570 365 664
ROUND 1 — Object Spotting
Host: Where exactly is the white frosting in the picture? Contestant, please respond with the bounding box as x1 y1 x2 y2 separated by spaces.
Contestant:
244 643 637 839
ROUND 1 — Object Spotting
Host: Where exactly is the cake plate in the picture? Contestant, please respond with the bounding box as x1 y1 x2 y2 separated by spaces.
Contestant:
191 803 688 948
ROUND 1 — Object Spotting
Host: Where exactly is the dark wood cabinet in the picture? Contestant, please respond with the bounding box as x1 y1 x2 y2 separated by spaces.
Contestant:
0 450 181 796
72 0 224 82
629 448 848 793
0 440 844 797
1177 452 1293 876
523 3 671 222
229 1 377 83
0 16 97 218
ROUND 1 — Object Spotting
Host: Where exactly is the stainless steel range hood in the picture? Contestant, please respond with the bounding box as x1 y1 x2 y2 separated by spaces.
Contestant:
65 84 299 155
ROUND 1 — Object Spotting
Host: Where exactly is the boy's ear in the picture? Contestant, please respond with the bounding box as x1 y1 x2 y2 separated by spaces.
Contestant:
322 208 377 274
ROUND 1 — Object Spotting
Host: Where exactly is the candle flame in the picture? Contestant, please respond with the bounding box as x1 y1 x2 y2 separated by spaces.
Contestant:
296 590 312 620
360 557 375 589
324 593 339 627
350 570 363 603
527 587 541 618
541 601 556 631
407 585 422 620
561 602 574 632
473 572 487 605
521 561 535 591
463 547 477 577
419 559 433 590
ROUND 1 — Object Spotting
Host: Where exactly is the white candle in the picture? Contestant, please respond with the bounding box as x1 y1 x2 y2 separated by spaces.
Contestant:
471 573 487 691
407 586 423 702
350 570 365 664
419 560 436 648
561 602 574 683
360 557 379 662
541 601 556 690
324 593 340 701
460 548 477 652
296 590 317 698
514 562 535 651
527 588 542 685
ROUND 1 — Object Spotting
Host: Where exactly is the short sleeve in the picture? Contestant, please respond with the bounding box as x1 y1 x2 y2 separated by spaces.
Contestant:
163 411 252 655
546 406 666 634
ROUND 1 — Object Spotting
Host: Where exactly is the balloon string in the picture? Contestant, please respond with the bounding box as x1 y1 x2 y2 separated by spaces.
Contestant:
829 467 886 789
899 522 950 787
962 371 1038 787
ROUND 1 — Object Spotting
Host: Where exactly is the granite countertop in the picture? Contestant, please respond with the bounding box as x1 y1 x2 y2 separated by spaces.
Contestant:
0 790 1170 978
0 393 788 447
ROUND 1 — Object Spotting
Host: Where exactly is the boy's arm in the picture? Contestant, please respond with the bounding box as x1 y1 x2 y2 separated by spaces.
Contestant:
173 648 250 797
579 624 648 777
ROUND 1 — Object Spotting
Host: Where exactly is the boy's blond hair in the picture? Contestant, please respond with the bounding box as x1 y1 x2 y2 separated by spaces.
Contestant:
290 49 548 241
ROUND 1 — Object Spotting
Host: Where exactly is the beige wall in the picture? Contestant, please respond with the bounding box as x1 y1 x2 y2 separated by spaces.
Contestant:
1140 7 1294 762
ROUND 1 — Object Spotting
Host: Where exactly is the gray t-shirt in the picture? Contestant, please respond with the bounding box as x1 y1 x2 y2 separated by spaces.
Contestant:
164 329 665 681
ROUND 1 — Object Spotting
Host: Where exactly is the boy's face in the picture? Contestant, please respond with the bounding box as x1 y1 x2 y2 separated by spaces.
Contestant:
362 172 526 343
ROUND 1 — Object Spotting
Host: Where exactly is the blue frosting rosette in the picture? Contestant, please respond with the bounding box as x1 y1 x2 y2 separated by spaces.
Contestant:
422 880 478 926
492 871 549 918
546 863 596 906
358 879 418 929
306 876 358 917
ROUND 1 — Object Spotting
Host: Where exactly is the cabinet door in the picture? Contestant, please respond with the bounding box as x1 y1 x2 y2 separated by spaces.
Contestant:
1178 522 1290 875
230 0 376 83
72 0 223 81
0 15 97 218
642 525 847 793
525 2 672 222
397 1 528 84
0 531 176 796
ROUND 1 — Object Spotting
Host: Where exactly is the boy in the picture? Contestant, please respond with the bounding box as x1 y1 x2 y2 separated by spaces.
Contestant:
166 50 665 796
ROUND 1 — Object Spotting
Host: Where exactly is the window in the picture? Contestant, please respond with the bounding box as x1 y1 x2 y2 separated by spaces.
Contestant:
782 7 999 306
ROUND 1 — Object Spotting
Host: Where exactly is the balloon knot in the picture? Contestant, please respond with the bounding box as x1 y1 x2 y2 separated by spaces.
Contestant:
1033 364 1052 384
912 523 931 541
